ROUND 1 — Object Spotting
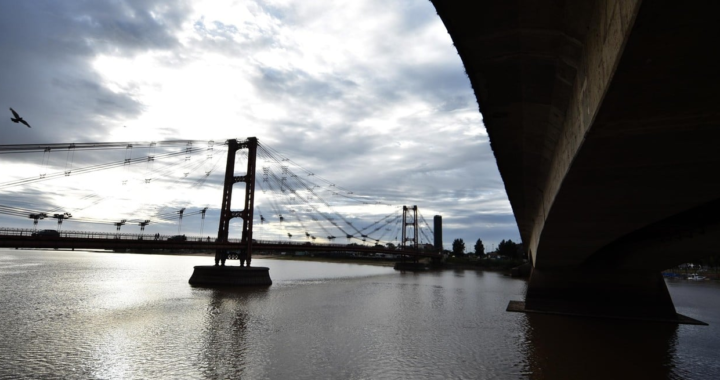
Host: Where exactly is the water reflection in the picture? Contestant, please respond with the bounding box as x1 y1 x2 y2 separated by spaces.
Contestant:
519 313 680 380
198 287 269 379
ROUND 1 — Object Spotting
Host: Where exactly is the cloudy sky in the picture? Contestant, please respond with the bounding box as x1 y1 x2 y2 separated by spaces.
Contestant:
0 0 520 251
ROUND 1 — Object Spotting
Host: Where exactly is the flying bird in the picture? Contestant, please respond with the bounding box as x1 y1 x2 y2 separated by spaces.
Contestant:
9 108 31 128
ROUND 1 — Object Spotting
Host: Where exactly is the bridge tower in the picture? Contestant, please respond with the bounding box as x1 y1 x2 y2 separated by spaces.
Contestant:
401 205 418 252
190 136 270 286
216 137 257 266
433 215 443 252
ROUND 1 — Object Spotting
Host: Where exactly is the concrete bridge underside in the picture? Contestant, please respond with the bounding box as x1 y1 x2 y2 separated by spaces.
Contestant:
431 0 720 320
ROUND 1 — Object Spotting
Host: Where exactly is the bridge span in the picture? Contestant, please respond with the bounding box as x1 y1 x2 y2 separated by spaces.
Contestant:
432 0 719 322
1 136 440 286
0 228 436 258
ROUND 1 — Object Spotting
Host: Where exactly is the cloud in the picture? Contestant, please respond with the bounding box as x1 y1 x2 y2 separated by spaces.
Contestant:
251 66 358 105
0 0 192 144
0 0 520 251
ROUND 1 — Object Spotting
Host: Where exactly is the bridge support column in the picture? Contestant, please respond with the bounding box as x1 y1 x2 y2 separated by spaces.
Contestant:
192 137 270 287
400 205 419 264
508 268 705 325
215 138 258 267
189 266 271 286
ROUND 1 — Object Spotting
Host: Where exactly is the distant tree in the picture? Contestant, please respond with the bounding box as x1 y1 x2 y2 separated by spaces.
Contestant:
701 252 720 274
474 238 485 256
497 239 520 259
452 238 466 257
386 242 396 250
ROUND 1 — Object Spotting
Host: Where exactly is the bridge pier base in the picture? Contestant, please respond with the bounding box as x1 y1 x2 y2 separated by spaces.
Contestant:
508 268 706 325
189 266 272 287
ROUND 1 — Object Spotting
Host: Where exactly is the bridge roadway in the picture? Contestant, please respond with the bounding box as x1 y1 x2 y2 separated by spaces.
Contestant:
431 0 720 322
0 228 437 258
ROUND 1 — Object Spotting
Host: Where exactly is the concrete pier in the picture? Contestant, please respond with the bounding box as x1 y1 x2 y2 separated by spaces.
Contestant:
189 266 272 286
507 268 707 325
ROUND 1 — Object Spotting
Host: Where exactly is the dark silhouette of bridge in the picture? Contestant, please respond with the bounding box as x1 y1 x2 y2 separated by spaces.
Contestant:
0 138 441 264
0 227 425 257
432 0 718 323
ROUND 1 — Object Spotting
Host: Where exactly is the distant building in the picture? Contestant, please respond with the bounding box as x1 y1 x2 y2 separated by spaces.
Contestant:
434 215 443 251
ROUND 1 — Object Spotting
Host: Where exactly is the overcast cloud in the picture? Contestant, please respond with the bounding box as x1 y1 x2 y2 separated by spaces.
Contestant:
0 0 520 251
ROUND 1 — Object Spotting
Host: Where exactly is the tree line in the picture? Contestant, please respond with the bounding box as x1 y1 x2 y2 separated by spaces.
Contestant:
450 238 720 272
450 238 523 259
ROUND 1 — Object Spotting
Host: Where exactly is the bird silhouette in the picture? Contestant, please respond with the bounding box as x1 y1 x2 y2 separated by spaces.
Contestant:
10 108 31 128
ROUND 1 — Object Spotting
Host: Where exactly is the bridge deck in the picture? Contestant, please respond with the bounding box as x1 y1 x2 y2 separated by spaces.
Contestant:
0 228 439 257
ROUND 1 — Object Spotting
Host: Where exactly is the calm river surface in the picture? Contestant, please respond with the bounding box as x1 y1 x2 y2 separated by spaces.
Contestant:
1 249 719 379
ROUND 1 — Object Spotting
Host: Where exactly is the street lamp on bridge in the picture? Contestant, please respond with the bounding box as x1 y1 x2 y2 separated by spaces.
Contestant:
177 208 185 234
200 207 207 236
28 213 47 231
52 213 71 231
115 219 126 232
138 220 150 238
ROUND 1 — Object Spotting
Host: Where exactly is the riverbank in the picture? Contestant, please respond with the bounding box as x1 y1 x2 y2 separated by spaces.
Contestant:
95 248 525 274
262 255 527 275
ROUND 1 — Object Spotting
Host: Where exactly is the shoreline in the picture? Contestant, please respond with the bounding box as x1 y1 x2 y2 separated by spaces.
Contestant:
259 255 396 267
4 248 524 275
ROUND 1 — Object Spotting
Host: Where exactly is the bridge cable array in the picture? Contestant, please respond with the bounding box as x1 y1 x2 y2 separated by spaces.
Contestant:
0 140 225 231
0 139 435 246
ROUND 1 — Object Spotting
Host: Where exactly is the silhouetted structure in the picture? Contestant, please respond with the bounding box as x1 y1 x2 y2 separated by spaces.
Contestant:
433 215 442 252
431 0 718 323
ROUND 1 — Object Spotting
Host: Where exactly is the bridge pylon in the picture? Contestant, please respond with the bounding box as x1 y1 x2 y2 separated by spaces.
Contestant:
401 205 418 253
216 137 257 266
395 205 430 271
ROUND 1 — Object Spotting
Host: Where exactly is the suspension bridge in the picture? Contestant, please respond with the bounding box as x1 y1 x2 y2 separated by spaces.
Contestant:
0 137 442 281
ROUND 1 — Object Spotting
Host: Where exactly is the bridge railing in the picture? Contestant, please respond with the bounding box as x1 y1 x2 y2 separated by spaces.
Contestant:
1 227 385 247
0 227 437 255
0 227 220 242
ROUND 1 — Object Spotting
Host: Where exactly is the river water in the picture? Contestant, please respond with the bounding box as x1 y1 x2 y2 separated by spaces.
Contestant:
0 249 718 379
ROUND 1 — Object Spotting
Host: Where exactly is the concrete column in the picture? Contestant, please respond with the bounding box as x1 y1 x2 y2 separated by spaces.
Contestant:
509 267 705 324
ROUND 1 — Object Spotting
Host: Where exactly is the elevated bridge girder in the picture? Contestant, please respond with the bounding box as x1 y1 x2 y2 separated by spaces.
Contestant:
432 0 720 322
432 0 642 267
